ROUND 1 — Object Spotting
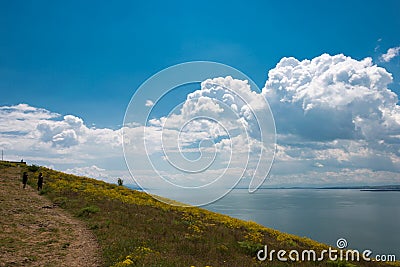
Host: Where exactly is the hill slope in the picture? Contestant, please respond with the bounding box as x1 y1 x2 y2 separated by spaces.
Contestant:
1 162 398 267
0 162 101 267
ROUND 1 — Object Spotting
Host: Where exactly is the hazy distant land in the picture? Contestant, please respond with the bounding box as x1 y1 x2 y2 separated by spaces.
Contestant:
234 185 400 191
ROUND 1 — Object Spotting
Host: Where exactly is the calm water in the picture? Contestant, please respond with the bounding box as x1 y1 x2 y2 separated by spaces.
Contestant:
205 189 400 258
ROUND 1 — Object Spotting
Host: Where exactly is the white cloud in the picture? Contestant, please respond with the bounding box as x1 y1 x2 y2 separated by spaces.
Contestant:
264 168 400 187
262 53 400 183
65 165 106 178
380 46 400 62
0 103 59 134
65 165 132 185
0 104 123 177
124 76 275 191
3 53 400 189
125 55 400 188
52 129 79 147
145 100 154 107
263 53 399 142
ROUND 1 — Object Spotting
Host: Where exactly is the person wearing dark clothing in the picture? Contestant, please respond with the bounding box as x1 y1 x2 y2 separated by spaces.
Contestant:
37 172 43 191
22 172 28 189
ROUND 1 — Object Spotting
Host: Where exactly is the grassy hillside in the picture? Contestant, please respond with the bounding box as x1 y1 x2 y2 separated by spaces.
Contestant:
0 162 101 266
5 161 398 267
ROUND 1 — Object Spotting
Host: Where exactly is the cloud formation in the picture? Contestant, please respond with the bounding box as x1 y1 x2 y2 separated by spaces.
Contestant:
2 53 400 187
263 53 399 142
125 76 275 192
145 100 154 107
380 46 400 62
262 53 400 181
0 104 126 182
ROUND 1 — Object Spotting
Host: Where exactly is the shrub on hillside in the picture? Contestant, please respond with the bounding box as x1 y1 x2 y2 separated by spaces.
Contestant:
28 164 40 172
78 205 100 217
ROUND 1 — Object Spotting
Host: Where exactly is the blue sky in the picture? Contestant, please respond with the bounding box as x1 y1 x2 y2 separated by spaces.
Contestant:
1 1 400 199
1 0 399 128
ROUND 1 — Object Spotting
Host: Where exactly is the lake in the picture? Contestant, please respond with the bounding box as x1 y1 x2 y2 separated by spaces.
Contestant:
205 189 400 259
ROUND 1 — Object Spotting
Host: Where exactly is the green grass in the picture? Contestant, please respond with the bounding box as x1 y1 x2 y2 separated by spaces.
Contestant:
4 161 398 267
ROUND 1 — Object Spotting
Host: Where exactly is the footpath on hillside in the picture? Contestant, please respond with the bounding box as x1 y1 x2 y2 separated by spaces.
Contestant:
0 164 102 267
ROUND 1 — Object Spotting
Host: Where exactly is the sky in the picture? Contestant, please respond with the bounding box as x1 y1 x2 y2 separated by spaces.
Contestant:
1 1 400 197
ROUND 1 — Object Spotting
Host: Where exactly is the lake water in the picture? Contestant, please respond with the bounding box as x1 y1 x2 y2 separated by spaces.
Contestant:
205 189 400 259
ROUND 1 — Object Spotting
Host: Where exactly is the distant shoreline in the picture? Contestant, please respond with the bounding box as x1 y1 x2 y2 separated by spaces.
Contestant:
360 189 400 192
125 185 400 192
231 185 400 191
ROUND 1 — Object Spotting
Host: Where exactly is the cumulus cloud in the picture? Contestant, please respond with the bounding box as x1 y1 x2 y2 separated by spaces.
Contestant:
65 165 132 185
124 76 275 191
3 53 400 188
65 165 106 178
0 104 123 178
37 117 81 148
123 55 400 188
262 53 400 182
380 46 400 62
0 103 59 134
263 53 399 142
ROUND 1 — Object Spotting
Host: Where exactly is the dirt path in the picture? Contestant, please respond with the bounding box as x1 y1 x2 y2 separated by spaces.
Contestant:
0 165 102 267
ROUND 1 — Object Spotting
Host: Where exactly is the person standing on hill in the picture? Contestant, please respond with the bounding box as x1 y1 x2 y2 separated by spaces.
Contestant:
22 172 28 189
37 172 43 191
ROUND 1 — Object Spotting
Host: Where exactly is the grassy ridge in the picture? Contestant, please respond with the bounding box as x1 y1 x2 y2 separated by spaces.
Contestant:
10 162 397 267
